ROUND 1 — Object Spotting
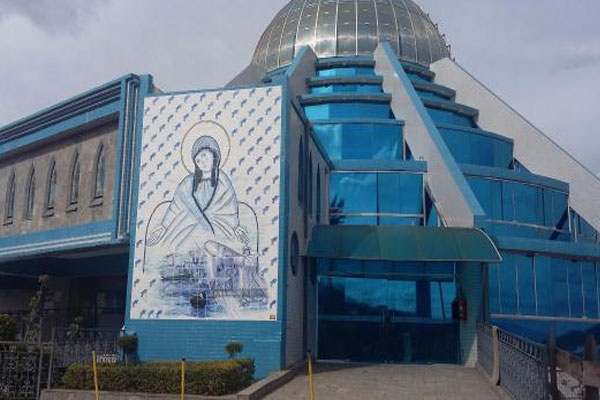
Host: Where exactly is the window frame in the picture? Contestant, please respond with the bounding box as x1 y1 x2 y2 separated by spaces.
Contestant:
44 157 57 216
24 165 35 221
67 151 81 211
4 170 16 225
297 137 305 206
91 143 106 206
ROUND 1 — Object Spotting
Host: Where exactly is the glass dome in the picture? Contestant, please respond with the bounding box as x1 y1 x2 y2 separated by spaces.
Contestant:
252 0 450 72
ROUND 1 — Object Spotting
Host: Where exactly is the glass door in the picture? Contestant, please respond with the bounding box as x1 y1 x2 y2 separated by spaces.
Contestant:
317 274 459 363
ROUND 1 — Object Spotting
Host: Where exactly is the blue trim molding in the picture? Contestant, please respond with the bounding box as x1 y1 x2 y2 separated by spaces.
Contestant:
0 74 146 262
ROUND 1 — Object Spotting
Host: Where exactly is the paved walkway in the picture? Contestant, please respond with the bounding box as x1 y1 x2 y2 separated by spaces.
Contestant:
264 363 507 400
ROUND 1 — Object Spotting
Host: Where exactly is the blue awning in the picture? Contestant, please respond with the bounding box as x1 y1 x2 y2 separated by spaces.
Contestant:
307 226 502 263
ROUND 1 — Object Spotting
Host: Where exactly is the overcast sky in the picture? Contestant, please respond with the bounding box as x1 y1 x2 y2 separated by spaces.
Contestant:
0 0 598 174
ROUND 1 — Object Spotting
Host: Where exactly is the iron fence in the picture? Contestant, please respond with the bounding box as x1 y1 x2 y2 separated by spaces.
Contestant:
0 342 52 400
0 328 120 400
477 323 600 400
496 328 549 400
477 322 494 376
51 328 121 377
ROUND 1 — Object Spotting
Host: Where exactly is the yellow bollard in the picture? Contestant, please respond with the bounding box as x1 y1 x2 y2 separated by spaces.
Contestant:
92 351 100 400
308 351 315 400
181 358 186 400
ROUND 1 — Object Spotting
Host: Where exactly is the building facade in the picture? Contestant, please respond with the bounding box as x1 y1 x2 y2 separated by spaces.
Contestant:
1 0 599 378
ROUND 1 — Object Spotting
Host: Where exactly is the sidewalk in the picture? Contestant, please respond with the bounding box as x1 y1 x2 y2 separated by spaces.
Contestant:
264 363 507 400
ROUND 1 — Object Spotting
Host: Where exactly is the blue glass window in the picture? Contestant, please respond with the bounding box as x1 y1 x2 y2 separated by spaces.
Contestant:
535 256 554 316
468 176 569 240
574 212 600 244
330 173 377 214
425 106 475 128
304 102 392 120
544 189 568 229
378 173 423 215
311 84 382 94
489 263 501 314
430 281 456 320
317 67 375 77
330 172 424 226
469 178 502 220
499 253 517 314
437 127 513 168
517 254 536 315
582 262 599 318
312 123 403 161
568 261 584 317
552 259 569 317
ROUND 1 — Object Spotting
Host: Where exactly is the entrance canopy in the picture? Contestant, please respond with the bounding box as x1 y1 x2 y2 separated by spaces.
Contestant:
307 226 502 263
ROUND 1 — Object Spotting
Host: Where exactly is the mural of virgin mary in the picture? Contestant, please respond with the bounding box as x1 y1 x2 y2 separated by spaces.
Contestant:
146 135 248 253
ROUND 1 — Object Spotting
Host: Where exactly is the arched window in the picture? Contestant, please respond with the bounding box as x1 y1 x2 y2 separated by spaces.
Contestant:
24 166 35 220
45 158 57 212
69 151 80 205
297 137 304 205
4 170 16 223
290 232 300 277
93 144 106 200
308 153 313 217
316 166 321 223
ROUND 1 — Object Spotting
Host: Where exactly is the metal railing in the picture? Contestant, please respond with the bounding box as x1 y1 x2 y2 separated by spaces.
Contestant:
478 322 600 400
477 322 494 376
0 341 53 400
0 328 121 400
477 323 549 399
497 327 549 400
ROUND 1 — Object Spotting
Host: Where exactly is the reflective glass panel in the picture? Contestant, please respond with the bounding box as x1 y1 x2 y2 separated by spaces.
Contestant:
489 263 501 314
568 261 584 317
312 123 402 161
430 281 456 320
500 253 517 314
517 254 536 315
582 262 599 318
535 256 554 316
552 259 569 317
330 173 377 214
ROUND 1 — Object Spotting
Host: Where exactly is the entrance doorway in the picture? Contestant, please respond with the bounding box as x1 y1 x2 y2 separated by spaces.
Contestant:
317 260 459 364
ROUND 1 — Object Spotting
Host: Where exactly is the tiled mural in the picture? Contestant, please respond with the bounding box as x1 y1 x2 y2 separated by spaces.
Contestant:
130 86 282 321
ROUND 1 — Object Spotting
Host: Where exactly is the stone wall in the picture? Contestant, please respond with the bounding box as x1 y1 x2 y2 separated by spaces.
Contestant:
0 121 117 237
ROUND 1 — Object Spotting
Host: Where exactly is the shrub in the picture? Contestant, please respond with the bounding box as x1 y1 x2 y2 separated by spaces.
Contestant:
0 314 17 341
225 341 244 359
118 335 138 354
62 359 255 396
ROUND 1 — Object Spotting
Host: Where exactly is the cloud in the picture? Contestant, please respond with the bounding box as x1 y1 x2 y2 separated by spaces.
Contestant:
0 0 110 34
554 43 600 72
0 0 598 174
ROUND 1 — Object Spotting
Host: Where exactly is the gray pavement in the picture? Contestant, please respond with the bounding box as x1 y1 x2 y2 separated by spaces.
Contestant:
264 363 507 400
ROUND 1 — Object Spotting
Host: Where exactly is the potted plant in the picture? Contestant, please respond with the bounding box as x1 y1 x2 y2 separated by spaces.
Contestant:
118 334 138 364
225 341 244 359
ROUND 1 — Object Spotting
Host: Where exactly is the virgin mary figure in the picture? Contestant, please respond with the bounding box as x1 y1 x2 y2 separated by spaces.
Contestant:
146 135 248 254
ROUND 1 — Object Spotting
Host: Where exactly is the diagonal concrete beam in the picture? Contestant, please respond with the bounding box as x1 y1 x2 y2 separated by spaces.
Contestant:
374 42 486 228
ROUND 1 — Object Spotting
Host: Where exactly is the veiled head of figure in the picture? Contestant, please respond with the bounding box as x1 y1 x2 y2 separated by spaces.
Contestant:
192 136 221 187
